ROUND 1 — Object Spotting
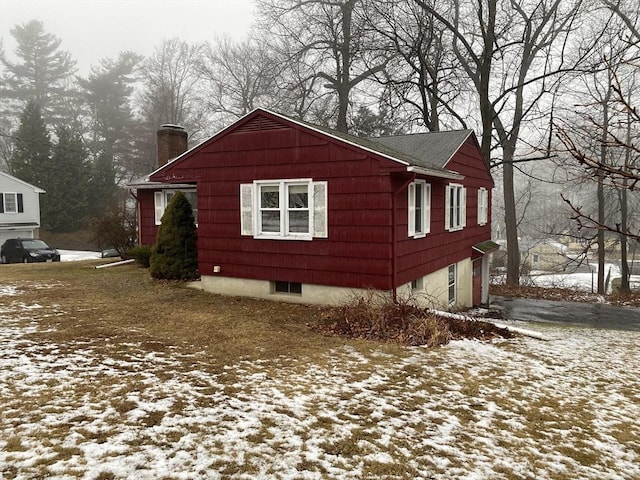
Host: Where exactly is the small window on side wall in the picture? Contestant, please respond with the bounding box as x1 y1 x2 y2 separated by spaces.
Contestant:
448 264 456 305
154 189 198 225
445 184 466 232
408 180 431 238
0 193 23 214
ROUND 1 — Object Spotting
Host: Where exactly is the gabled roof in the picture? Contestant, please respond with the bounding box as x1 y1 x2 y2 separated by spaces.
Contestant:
371 130 475 171
0 171 45 193
133 109 482 187
271 111 466 180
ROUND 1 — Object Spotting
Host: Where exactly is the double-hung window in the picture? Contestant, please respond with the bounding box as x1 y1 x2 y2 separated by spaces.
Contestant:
477 187 488 226
241 179 328 240
408 180 431 238
259 182 310 235
154 189 198 225
445 184 466 231
0 193 23 214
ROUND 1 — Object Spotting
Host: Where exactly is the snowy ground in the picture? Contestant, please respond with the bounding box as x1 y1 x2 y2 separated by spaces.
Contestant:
58 250 102 262
499 263 640 295
1 285 639 479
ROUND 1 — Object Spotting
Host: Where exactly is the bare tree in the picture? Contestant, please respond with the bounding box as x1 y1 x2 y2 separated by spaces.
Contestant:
416 0 591 285
369 0 469 131
555 3 640 291
199 36 281 126
136 39 207 141
255 0 392 133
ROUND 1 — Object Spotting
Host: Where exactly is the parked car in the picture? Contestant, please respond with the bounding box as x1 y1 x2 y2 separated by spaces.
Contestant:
0 238 61 264
101 248 120 258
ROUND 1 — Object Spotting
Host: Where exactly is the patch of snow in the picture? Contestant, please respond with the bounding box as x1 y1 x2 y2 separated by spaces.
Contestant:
59 250 101 262
1 293 639 479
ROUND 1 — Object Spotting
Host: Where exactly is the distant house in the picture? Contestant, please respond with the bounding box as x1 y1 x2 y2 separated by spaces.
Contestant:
521 238 570 272
128 109 497 309
0 171 45 245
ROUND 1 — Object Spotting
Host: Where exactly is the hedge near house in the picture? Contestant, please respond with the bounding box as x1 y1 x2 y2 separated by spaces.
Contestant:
150 191 198 280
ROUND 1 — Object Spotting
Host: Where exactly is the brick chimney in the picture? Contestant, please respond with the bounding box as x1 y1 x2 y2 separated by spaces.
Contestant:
157 124 188 168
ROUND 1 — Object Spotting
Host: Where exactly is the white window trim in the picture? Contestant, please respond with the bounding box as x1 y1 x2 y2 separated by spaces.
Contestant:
3 192 19 214
240 179 328 240
445 183 466 232
408 180 431 238
477 187 488 226
255 179 312 240
154 189 197 226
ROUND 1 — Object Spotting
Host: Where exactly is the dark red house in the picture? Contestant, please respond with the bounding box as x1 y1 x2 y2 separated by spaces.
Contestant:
129 109 497 308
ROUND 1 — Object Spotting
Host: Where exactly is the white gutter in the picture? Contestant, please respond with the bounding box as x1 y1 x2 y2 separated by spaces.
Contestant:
407 165 464 181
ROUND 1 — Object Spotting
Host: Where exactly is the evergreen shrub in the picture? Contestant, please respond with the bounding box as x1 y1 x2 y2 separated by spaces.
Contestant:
128 245 152 268
150 191 198 280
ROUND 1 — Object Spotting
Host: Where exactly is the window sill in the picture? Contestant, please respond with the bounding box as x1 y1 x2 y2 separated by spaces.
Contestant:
255 234 313 241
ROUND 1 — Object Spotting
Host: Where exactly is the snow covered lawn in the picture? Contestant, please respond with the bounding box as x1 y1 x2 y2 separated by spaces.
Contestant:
1 283 639 479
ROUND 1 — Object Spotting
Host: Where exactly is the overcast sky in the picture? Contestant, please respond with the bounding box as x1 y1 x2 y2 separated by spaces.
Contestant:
0 0 255 74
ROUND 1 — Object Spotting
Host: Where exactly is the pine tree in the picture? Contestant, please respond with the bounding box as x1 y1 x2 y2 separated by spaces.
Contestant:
41 126 89 232
78 51 143 182
87 152 118 217
0 20 76 124
150 191 198 281
9 100 51 188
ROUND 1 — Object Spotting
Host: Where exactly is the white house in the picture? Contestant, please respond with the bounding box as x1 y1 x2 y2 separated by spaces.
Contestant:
0 171 45 245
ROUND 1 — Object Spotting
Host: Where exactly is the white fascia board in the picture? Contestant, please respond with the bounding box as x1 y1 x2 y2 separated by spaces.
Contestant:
442 130 474 170
0 171 45 193
407 165 464 181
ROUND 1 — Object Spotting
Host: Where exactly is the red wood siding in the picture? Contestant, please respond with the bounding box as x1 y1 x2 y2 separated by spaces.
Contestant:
147 116 399 290
137 189 158 246
140 112 493 291
394 137 493 286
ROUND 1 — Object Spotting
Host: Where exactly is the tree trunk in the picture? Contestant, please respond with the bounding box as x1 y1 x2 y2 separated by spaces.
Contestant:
620 187 629 293
619 108 632 293
597 175 605 294
597 86 611 294
336 0 355 133
503 144 520 285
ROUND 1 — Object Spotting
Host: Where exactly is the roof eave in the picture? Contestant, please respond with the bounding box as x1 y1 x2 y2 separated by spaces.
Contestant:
407 165 464 181
127 180 195 190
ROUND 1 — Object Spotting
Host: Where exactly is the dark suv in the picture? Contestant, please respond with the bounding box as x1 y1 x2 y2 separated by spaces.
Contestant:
0 238 60 264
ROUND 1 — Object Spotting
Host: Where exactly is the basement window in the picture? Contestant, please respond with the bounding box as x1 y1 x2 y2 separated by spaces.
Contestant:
448 264 456 305
273 281 302 295
411 277 423 291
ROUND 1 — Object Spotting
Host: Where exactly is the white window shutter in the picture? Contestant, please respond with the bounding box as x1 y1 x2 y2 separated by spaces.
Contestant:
445 185 451 231
313 181 328 238
461 186 467 228
240 183 254 236
478 188 486 225
425 184 431 234
154 191 164 225
408 183 416 237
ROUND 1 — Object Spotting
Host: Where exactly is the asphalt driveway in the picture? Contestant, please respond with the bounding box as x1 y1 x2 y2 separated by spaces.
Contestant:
492 296 640 331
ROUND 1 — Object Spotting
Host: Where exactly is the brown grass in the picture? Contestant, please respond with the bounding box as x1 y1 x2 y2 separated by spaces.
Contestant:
0 260 358 368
